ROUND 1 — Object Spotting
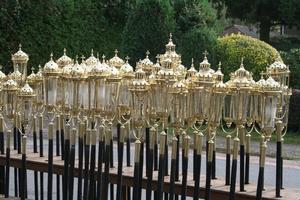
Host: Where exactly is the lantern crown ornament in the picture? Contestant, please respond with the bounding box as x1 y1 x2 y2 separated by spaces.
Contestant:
120 56 134 78
2 79 18 91
26 68 37 85
227 58 252 89
43 53 61 75
35 65 43 81
261 77 281 94
197 52 215 86
153 55 161 74
140 50 154 74
19 82 35 97
11 44 29 63
131 68 149 92
56 48 73 68
267 57 289 74
85 49 98 67
160 33 181 66
89 58 110 78
70 58 85 78
109 49 125 69
157 58 176 81
213 63 226 92
9 65 22 84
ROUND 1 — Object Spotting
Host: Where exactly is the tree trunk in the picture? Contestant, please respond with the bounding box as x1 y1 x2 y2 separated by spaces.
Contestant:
260 19 271 43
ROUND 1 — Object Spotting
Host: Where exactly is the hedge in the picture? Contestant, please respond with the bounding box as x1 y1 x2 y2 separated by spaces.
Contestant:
287 89 300 132
215 34 281 81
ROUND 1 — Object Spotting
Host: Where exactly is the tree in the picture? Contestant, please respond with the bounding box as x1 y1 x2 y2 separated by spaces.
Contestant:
121 0 174 64
173 0 220 66
214 0 300 43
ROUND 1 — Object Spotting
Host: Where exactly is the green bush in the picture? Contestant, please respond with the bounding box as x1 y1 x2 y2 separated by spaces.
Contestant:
215 34 281 80
280 49 300 89
287 89 300 132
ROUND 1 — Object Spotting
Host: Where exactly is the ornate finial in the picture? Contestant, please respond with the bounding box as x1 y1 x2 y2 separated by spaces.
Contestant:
19 43 22 50
50 53 53 60
260 72 264 79
169 33 173 41
125 56 130 62
203 50 208 58
240 57 244 68
191 58 194 68
114 49 118 56
146 50 150 58
91 49 94 56
63 48 66 55
81 55 85 62
102 54 106 62
218 62 222 70
75 55 78 63
31 67 35 73
96 52 99 59
38 64 42 71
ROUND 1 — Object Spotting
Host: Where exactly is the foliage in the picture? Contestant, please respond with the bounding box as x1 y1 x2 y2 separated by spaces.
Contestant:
121 0 175 64
214 0 300 43
287 89 300 132
270 37 300 52
280 49 300 89
173 0 220 66
215 34 281 81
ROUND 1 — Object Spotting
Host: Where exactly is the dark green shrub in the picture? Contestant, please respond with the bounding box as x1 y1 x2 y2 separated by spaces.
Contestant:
280 49 300 89
287 89 300 132
216 34 281 81
270 37 300 52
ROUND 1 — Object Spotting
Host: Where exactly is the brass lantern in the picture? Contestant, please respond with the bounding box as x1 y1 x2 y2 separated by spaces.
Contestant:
79 56 90 118
17 83 36 133
155 58 177 125
61 62 73 115
159 33 181 66
169 79 188 130
195 52 215 124
11 44 29 84
109 49 125 69
2 79 18 128
224 58 253 126
118 56 134 123
259 77 281 140
209 63 226 127
10 65 22 86
104 64 121 121
89 55 110 118
68 58 85 119
43 53 61 119
130 67 149 132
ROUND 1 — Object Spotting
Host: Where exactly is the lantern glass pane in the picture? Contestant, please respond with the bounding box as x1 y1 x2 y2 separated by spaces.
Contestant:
4 91 16 120
44 77 57 107
119 79 131 108
79 81 89 110
95 79 105 112
263 96 278 129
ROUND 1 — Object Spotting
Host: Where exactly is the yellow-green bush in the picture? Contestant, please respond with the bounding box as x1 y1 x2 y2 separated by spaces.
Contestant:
216 34 281 80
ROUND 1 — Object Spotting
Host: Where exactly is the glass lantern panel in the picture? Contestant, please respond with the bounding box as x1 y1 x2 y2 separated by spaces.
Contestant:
20 99 33 127
95 79 106 111
263 96 278 129
104 81 120 114
119 79 131 107
88 80 95 110
44 77 57 106
4 91 16 120
79 81 89 110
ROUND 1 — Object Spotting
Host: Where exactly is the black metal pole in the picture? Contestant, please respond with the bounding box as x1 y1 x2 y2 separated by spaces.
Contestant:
96 124 105 200
175 131 180 200
83 129 91 199
181 135 190 200
116 125 125 200
169 136 177 200
60 115 65 160
39 114 44 200
126 124 131 200
212 137 217 180
146 127 155 200
276 140 282 197
88 129 97 200
205 140 213 200
33 117 39 200
55 116 61 200
256 141 266 200
17 115 21 198
229 137 239 200
145 127 150 177
110 127 114 200
225 135 231 185
77 122 84 200
5 130 11 198
245 133 251 185
13 124 18 197
63 123 70 200
0 117 4 196
138 139 144 200
164 128 168 200
133 140 141 200
68 128 76 200
240 129 245 191
20 136 27 200
193 133 203 200
156 132 166 200
47 122 54 200
101 128 111 200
